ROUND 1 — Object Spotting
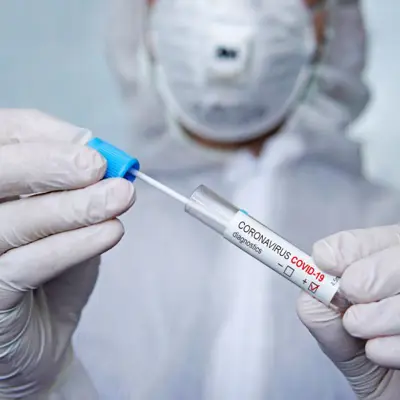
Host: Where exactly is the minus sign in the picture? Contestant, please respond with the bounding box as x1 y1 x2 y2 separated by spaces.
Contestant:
278 264 284 268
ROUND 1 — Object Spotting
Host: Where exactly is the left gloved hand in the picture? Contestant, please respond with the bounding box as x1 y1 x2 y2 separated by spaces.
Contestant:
297 225 400 399
0 109 135 399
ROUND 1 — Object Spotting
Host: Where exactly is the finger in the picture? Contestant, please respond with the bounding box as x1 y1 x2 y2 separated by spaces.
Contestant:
0 142 106 198
0 178 135 255
44 257 100 320
312 225 400 276
0 109 92 145
297 292 363 363
366 336 400 369
0 219 125 309
44 257 100 340
343 295 400 339
297 295 392 399
340 245 400 304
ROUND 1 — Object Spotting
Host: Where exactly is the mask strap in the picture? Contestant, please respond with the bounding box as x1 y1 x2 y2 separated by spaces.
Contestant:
283 0 331 117
294 0 340 110
309 0 332 64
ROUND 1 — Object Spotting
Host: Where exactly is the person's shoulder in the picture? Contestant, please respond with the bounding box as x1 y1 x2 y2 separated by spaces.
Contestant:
284 154 399 216
306 161 400 227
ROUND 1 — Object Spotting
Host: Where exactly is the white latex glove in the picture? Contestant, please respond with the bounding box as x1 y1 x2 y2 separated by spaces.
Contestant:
298 225 400 399
0 109 135 398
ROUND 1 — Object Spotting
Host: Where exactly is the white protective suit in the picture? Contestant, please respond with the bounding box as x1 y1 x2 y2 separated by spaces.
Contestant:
72 1 400 399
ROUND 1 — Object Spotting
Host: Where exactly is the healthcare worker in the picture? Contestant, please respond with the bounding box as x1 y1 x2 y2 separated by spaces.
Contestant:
298 226 400 399
72 0 400 399
0 109 135 398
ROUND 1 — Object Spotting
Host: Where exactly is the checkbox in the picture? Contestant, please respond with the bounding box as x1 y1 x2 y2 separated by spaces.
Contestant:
284 267 294 277
308 282 320 294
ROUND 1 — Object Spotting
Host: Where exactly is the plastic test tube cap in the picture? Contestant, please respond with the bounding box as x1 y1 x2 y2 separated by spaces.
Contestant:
87 137 140 182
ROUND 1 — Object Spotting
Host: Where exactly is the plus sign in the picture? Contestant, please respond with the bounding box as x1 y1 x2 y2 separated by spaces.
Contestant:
303 279 308 285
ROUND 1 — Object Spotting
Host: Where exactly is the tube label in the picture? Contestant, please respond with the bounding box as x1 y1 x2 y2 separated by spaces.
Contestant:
224 211 340 306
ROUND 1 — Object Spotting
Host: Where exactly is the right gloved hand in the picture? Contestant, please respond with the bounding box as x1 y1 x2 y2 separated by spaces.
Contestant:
298 226 400 400
0 109 135 398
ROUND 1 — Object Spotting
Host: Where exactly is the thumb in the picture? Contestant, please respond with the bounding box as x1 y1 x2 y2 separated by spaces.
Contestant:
312 225 400 277
0 109 92 145
297 292 362 363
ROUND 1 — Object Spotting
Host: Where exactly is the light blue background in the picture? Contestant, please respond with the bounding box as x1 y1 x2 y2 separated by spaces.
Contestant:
0 0 129 147
351 1 400 188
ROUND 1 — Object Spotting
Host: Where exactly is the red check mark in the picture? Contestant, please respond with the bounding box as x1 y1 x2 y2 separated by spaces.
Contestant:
308 282 320 294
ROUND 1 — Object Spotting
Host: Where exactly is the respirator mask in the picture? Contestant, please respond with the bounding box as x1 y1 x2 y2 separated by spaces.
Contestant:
147 0 318 142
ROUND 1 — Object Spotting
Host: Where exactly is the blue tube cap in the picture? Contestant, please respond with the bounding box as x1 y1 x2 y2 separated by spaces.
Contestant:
87 137 140 182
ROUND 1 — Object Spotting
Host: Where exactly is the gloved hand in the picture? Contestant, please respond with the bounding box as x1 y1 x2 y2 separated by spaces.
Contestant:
0 109 135 398
297 225 400 399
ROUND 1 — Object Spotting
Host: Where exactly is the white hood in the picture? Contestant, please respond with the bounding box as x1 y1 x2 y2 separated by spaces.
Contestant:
107 0 369 174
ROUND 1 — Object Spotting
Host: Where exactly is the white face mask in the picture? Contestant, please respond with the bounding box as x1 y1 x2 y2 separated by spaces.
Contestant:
148 0 317 143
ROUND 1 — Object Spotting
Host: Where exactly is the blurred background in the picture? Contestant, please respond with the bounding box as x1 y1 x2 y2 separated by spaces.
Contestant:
0 1 129 145
0 1 400 188
350 0 400 188
1 1 399 188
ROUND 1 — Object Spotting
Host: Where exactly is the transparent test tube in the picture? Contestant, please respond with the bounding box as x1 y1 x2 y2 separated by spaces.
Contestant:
185 185 351 313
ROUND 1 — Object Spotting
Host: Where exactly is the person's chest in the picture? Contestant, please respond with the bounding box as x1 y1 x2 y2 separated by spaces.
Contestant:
74 170 229 397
